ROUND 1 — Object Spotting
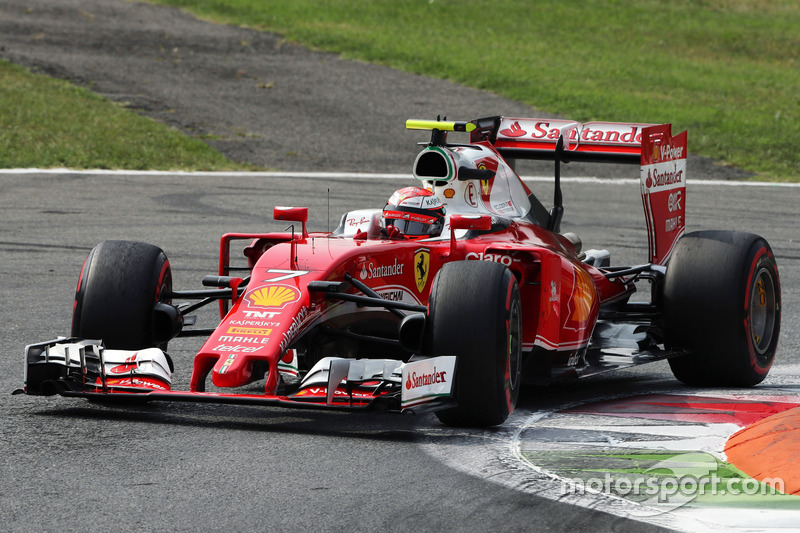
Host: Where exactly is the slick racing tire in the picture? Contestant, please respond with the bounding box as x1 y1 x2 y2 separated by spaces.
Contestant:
427 261 522 427
71 240 173 350
664 231 780 387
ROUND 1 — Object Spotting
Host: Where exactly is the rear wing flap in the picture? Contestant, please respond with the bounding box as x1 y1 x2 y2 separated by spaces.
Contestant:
470 116 655 164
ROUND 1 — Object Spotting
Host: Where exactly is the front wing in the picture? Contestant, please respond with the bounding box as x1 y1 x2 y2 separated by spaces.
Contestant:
19 338 457 415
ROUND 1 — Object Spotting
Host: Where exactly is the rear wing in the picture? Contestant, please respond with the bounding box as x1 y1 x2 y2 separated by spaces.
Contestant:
407 116 687 264
469 116 656 164
468 116 686 264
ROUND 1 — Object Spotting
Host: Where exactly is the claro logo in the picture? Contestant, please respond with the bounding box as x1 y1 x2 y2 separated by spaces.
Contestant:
466 251 514 266
405 367 448 390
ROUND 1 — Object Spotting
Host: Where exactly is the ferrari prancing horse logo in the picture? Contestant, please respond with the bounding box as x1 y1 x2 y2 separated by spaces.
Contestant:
478 162 491 197
414 248 430 293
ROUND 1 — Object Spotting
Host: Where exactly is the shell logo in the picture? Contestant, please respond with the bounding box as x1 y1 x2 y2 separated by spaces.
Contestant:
246 284 300 309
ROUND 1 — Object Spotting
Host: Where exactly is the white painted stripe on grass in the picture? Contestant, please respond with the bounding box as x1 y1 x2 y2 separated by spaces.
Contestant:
1 168 798 187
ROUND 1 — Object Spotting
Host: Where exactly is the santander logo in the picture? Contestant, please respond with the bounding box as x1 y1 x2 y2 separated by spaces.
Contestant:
498 119 649 145
405 367 448 390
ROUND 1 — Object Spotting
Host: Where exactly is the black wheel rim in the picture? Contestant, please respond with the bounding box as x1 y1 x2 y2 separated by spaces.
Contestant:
749 266 776 360
508 295 522 390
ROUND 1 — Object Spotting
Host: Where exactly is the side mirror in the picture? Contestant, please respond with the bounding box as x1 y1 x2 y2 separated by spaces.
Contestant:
274 206 309 238
450 214 492 231
448 214 492 256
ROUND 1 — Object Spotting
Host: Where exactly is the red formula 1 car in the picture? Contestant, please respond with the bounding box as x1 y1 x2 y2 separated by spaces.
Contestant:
20 117 781 427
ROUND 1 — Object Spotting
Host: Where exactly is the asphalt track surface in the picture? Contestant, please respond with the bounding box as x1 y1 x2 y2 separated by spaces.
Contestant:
1 1 797 532
3 171 799 532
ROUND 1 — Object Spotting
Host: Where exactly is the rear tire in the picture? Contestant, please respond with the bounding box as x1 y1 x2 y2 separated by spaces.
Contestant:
664 231 780 386
72 240 172 350
427 261 522 427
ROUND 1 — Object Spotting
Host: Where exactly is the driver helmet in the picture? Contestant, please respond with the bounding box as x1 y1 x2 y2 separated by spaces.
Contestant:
381 186 446 237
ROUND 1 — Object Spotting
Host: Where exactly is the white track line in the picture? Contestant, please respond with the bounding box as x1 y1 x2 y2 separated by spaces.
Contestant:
1 168 799 187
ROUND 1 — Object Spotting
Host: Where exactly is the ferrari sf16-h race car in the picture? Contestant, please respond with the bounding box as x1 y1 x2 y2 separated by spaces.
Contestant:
19 116 781 427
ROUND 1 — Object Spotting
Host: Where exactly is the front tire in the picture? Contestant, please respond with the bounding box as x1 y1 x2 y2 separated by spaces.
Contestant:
426 261 522 427
664 231 780 386
72 240 172 350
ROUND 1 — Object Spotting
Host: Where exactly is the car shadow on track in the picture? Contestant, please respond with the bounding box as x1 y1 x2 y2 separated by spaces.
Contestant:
31 401 431 442
26 370 686 443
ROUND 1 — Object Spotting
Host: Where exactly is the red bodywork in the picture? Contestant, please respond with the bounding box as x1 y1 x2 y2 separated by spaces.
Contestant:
190 216 629 395
184 116 689 396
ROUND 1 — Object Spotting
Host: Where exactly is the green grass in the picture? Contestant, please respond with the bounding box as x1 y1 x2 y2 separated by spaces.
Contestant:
148 0 800 181
0 60 248 170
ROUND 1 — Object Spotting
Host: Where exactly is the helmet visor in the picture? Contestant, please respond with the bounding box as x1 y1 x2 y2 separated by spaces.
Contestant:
383 209 442 236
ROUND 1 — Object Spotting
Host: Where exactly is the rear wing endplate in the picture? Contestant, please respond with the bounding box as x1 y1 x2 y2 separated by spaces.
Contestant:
639 124 687 265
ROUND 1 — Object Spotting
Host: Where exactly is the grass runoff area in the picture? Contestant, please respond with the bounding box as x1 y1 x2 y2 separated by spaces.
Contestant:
4 1 799 180
0 60 242 170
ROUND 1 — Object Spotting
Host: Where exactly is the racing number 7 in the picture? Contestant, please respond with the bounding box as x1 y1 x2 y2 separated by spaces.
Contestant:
262 269 310 282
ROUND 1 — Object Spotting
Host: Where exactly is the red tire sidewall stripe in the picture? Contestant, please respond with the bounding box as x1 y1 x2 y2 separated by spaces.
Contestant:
71 255 90 334
156 258 171 302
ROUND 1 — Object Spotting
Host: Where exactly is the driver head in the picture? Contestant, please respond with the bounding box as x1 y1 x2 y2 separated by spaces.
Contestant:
381 187 445 238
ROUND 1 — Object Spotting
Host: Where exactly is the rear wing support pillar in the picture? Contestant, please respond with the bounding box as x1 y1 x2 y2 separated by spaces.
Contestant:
547 136 565 233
